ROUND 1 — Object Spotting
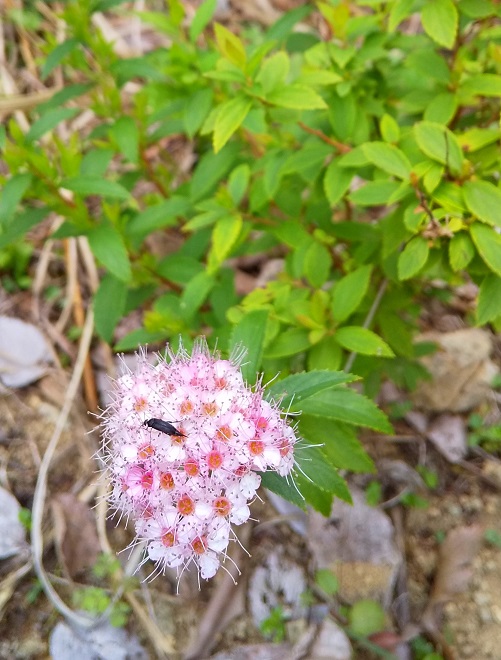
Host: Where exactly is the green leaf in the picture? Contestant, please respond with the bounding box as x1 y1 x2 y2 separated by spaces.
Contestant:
109 116 139 164
256 51 290 95
41 38 79 80
324 160 353 206
0 173 32 224
180 271 215 321
349 600 386 637
267 370 358 408
87 223 131 282
214 23 247 68
300 416 375 472
0 207 48 250
189 0 217 41
470 223 501 277
295 446 352 503
335 326 395 358
266 84 327 109
463 180 501 228
388 0 414 31
264 328 311 359
304 241 331 288
477 275 501 325
349 180 401 206
127 197 190 236
293 473 334 515
414 121 464 174
61 176 131 200
421 0 458 49
449 232 475 271
190 143 239 202
461 74 501 98
424 92 458 124
398 237 429 280
297 388 393 434
213 97 252 153
183 88 213 137
362 142 411 179
259 471 305 509
26 108 79 143
80 149 114 177
379 114 400 143
228 164 250 206
331 265 372 323
93 273 127 343
230 309 269 384
211 213 243 264
308 337 343 371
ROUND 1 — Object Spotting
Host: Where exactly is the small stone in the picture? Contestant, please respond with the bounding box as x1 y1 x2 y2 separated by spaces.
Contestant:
474 592 490 606
447 503 462 517
479 607 492 624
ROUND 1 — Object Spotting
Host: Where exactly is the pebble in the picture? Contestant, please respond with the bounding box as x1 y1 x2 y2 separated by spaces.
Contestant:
474 592 491 606
479 607 492 623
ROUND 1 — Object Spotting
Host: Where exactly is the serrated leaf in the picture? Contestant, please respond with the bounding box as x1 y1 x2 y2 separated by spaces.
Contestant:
266 370 358 408
230 309 269 384
463 180 501 228
331 265 372 323
26 108 79 143
421 0 458 49
470 223 501 276
0 173 32 225
398 236 430 280
477 275 501 325
266 84 327 109
87 223 131 282
93 274 127 342
295 446 352 503
298 388 393 434
189 0 217 41
449 232 475 271
414 121 464 174
213 97 252 153
61 177 131 200
259 471 305 509
324 160 353 206
335 326 395 357
300 416 375 472
362 142 411 179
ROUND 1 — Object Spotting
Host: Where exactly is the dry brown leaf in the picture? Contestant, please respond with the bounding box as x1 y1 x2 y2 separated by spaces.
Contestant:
51 493 100 578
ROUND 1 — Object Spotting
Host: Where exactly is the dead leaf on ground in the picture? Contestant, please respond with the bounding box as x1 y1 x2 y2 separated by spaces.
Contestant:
0 316 54 387
422 525 483 634
51 493 100 578
427 414 467 464
0 487 27 559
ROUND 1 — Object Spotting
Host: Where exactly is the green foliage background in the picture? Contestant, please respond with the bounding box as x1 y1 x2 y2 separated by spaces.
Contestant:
2 0 501 511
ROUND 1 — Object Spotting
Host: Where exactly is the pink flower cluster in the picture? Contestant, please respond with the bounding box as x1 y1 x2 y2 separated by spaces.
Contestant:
100 340 297 582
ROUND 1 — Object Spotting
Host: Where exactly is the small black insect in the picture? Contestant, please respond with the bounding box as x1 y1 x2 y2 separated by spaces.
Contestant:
143 418 186 438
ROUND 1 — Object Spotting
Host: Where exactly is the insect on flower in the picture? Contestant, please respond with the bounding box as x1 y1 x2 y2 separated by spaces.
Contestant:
143 418 186 438
100 339 299 585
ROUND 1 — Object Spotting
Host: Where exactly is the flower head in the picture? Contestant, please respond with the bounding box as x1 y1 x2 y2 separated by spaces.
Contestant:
100 339 298 583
